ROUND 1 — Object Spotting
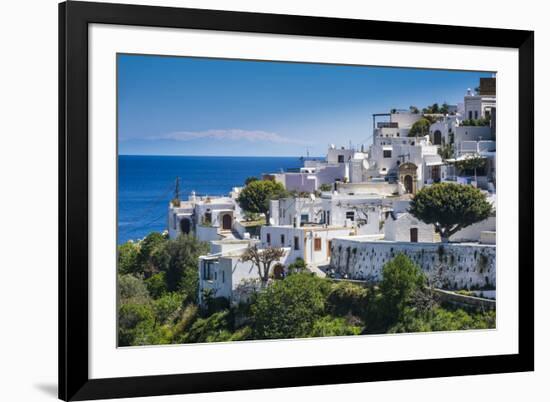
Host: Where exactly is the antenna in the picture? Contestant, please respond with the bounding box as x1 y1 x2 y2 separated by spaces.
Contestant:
174 177 181 201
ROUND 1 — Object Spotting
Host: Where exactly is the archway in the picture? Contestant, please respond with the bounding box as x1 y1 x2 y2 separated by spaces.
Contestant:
273 264 284 279
433 130 442 145
222 214 232 230
404 175 413 194
180 218 191 234
399 162 418 195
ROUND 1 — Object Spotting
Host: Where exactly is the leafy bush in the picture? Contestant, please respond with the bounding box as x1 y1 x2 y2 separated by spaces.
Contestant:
145 272 167 299
287 257 307 274
152 292 184 325
327 281 369 317
408 118 431 137
118 303 156 346
184 311 233 343
251 273 331 339
310 316 362 337
118 274 150 303
378 254 426 323
117 242 140 275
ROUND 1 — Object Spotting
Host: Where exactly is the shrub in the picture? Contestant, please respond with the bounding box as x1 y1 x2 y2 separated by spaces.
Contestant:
327 281 369 317
251 273 331 339
310 316 362 337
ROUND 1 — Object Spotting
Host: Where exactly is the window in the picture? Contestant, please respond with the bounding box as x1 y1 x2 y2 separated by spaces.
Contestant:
327 240 332 256
337 155 345 163
410 228 418 243
468 111 473 119
173 214 177 230
346 211 355 221
294 236 300 250
383 150 392 158
266 233 271 245
280 234 285 245
222 271 225 283
474 110 479 119
326 211 331 225
314 238 322 251
300 214 308 225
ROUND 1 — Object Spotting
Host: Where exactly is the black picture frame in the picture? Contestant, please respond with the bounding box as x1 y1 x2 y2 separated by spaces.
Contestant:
59 1 534 400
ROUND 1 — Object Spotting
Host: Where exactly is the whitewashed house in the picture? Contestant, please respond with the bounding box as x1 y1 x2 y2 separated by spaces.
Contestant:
168 193 242 242
269 196 323 226
260 224 353 267
198 240 290 305
383 211 437 243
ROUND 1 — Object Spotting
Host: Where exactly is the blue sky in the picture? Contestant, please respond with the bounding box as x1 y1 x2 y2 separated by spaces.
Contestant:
118 54 491 157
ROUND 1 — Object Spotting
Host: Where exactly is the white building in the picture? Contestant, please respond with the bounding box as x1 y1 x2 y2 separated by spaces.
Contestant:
269 196 323 226
383 212 437 243
260 224 353 267
198 240 290 305
319 192 387 235
168 192 242 241
429 114 461 146
263 145 358 193
464 87 496 122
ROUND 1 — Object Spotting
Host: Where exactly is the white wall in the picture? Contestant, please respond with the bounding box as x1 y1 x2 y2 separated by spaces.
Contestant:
3 1 547 402
329 238 496 289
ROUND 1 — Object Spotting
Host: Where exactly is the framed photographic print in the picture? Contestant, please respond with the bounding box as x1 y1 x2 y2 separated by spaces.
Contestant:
59 1 534 400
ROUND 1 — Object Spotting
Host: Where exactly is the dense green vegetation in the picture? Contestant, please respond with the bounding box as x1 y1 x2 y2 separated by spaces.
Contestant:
118 236 495 346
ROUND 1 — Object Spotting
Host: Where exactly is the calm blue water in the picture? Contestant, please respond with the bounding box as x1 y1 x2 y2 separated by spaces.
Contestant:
118 155 301 244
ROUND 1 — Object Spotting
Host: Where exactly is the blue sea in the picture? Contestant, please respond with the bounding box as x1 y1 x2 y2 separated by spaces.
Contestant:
118 155 302 244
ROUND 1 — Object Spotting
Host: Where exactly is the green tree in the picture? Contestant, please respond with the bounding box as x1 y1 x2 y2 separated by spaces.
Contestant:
237 180 288 224
454 154 486 179
422 103 440 114
162 235 209 298
244 176 259 185
117 242 140 275
118 303 156 346
378 254 426 324
144 272 167 299
409 182 493 242
152 292 184 325
409 105 419 114
408 118 431 137
136 232 167 277
251 273 330 339
118 274 150 303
